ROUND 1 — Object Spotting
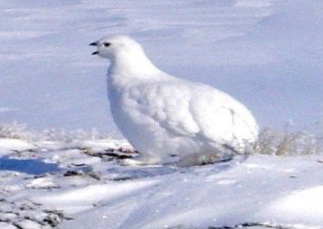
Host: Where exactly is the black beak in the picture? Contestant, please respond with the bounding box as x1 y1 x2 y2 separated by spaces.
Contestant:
89 42 98 46
90 41 99 55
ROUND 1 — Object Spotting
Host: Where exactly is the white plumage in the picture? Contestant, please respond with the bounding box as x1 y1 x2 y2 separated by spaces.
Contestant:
91 35 258 166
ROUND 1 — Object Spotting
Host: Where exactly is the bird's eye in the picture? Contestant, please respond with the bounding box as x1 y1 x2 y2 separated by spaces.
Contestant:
103 42 111 47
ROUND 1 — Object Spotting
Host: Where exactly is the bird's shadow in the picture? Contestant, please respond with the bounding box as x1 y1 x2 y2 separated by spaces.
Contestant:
106 155 246 181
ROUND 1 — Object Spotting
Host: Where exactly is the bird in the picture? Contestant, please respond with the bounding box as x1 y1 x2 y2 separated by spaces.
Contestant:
90 35 259 166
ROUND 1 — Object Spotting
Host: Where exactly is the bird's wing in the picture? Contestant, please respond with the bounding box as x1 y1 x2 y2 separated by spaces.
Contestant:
188 84 258 144
126 81 201 137
123 80 257 145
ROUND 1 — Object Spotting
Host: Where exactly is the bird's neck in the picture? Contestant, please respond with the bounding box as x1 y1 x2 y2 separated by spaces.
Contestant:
108 50 161 82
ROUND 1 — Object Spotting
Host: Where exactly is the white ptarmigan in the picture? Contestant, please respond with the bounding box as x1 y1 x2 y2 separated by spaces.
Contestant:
90 35 258 166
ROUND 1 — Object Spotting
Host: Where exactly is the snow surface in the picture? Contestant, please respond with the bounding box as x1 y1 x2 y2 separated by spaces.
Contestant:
1 0 323 133
1 1 323 228
0 138 323 229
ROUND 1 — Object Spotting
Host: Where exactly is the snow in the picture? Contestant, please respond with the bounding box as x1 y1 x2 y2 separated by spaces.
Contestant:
1 0 323 228
0 139 37 152
1 0 323 133
1 137 323 228
266 186 323 225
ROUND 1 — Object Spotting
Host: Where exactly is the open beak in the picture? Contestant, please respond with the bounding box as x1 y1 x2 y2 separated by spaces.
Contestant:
90 42 99 55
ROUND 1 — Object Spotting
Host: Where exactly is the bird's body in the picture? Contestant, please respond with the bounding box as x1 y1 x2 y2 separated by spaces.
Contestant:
91 35 258 166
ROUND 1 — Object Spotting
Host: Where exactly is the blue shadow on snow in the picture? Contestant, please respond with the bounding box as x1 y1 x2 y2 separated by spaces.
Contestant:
0 156 60 175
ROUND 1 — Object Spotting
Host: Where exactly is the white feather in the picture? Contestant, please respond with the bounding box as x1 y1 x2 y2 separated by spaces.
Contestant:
92 35 259 166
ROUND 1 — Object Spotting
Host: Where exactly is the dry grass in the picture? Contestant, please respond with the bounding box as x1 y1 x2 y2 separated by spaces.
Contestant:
0 122 322 155
0 122 109 142
0 122 29 140
253 127 322 155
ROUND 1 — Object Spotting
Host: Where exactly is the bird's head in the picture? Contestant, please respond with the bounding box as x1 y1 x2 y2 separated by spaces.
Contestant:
90 35 161 76
90 35 144 60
